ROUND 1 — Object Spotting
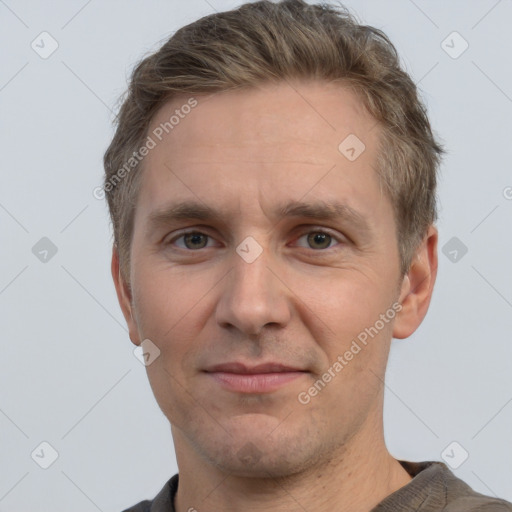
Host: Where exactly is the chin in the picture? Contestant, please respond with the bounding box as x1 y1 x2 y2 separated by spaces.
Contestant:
189 414 331 479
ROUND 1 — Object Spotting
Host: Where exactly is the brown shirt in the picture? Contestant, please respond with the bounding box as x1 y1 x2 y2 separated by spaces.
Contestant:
122 460 512 511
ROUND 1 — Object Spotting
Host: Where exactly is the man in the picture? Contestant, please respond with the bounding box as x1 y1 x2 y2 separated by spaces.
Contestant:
103 1 512 510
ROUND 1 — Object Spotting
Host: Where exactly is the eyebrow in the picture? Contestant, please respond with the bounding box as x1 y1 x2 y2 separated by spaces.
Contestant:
276 200 370 233
147 201 225 229
146 199 371 235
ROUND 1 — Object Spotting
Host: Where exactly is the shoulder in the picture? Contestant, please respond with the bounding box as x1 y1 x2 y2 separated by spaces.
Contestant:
444 500 512 511
121 474 179 512
374 461 512 511
121 500 152 512
406 460 512 511
443 492 512 511
440 465 512 511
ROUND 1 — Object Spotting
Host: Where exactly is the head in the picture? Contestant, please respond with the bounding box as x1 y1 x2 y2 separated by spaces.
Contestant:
106 0 442 477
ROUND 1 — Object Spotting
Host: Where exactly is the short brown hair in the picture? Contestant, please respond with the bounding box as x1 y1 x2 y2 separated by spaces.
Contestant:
103 0 443 282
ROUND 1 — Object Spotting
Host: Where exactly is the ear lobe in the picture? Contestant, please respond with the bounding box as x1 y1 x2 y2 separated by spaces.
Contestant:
111 245 141 346
393 226 438 339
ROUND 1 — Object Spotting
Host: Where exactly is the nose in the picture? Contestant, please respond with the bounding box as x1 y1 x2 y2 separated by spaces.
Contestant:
215 247 292 336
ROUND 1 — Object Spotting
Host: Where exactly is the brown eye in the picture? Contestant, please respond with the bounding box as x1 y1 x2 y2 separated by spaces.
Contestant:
306 232 333 250
181 232 209 249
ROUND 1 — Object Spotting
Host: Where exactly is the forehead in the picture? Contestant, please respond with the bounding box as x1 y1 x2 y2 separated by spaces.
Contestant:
136 80 386 221
149 79 376 156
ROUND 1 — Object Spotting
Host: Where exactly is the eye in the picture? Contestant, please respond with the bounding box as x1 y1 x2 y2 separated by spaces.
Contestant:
171 231 214 250
294 230 341 250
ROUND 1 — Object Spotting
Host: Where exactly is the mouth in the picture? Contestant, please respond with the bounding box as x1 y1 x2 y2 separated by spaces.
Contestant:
203 362 308 394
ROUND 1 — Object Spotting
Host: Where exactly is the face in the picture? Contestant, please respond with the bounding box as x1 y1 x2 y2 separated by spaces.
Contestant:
113 80 436 477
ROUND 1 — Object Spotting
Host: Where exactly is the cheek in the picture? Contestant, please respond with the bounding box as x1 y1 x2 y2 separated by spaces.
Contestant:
295 270 396 345
131 263 220 376
131 268 209 424
299 277 394 423
131 262 208 337
295 271 397 404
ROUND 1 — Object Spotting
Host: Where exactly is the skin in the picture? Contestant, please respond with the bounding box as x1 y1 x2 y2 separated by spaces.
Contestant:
112 79 438 512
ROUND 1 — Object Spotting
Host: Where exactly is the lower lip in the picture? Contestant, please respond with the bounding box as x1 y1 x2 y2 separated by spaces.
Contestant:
206 371 306 393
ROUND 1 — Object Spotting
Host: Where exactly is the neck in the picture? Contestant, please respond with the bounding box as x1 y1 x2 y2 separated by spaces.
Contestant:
172 410 412 512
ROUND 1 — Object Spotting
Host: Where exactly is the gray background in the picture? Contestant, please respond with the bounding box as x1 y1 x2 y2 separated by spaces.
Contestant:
1 0 511 510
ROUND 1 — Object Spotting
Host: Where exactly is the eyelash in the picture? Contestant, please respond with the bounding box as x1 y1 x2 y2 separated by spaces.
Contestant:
166 228 345 251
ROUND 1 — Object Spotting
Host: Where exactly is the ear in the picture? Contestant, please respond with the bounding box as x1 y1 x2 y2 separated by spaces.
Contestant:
111 245 141 346
393 225 438 339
